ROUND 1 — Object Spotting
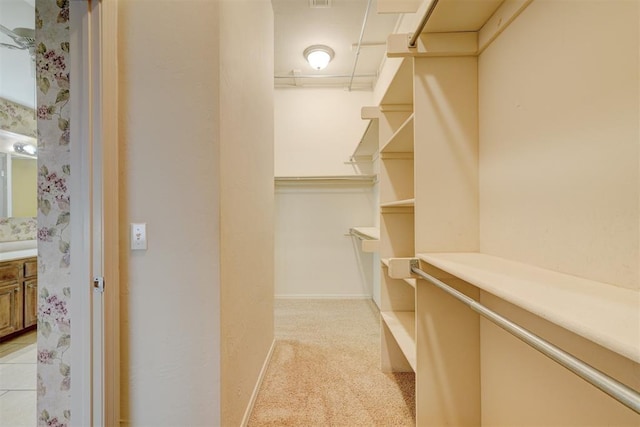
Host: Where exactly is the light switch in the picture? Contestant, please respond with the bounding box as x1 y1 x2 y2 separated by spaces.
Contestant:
131 223 147 250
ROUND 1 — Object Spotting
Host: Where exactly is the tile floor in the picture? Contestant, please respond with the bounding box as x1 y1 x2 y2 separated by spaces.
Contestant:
0 330 36 427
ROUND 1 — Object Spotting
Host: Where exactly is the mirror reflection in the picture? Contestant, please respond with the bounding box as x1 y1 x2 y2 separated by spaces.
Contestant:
0 130 37 218
0 0 37 235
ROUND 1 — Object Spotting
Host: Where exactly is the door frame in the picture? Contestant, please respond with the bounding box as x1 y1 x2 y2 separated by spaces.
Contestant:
68 0 119 425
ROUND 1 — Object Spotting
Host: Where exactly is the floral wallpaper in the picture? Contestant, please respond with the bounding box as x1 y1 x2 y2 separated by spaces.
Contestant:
0 217 37 242
35 0 72 426
0 97 37 138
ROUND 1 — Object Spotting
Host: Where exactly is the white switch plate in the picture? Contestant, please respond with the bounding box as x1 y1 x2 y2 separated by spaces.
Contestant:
131 223 147 250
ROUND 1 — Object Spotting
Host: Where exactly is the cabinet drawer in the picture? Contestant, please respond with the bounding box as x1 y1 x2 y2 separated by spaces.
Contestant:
0 264 20 283
24 260 37 278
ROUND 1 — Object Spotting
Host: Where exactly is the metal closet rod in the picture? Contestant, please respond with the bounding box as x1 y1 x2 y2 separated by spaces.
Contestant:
409 261 640 415
274 73 378 79
348 0 374 91
409 0 440 48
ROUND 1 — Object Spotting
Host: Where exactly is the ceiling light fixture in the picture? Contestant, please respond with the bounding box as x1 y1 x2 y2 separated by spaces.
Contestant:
304 45 334 71
13 142 36 157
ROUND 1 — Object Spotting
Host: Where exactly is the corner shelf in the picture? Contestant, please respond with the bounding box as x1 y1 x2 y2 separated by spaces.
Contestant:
380 114 414 154
417 252 640 364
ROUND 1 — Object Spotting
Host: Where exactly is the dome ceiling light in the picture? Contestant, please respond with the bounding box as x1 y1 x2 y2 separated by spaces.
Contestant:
304 45 335 71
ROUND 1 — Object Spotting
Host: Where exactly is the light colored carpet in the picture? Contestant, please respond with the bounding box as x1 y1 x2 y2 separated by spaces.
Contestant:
248 299 415 426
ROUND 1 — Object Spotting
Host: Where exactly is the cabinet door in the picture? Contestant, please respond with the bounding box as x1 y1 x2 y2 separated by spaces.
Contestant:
0 282 23 338
24 279 38 329
24 259 37 278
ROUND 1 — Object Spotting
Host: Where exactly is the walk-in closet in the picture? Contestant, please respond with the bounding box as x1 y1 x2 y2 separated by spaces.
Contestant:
4 0 638 425
261 0 640 425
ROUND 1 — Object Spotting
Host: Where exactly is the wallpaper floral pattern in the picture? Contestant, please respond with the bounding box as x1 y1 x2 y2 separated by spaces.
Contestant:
0 217 37 241
36 0 72 425
0 97 37 138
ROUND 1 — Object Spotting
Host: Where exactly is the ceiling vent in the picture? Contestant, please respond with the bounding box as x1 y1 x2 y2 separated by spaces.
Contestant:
309 0 331 8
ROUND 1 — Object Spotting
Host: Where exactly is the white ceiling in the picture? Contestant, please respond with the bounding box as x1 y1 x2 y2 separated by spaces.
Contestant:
2 0 398 102
273 0 399 90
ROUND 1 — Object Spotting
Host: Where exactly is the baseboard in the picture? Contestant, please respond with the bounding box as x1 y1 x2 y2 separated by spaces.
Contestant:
240 338 277 427
275 294 373 300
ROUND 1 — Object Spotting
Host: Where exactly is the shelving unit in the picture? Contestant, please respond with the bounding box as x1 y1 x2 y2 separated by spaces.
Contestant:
374 0 640 425
377 54 417 377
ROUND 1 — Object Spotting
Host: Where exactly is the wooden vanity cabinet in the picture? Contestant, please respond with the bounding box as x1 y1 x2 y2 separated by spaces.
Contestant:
0 261 24 338
0 257 37 340
23 259 38 328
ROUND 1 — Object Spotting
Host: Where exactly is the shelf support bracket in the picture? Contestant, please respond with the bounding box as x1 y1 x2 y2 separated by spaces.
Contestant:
388 257 419 279
387 32 478 58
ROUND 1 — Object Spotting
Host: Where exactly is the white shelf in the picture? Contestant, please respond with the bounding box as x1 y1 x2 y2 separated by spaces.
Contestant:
381 114 414 154
350 227 380 253
274 175 376 185
351 120 379 161
381 198 415 208
350 227 379 241
381 258 390 267
381 311 416 371
417 252 640 364
380 57 413 106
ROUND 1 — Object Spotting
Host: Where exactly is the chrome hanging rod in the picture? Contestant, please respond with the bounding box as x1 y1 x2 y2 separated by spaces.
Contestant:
408 0 440 48
274 73 377 79
348 0 374 92
409 260 640 415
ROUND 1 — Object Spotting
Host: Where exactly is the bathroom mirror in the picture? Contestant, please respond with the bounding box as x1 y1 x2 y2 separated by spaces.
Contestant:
0 129 37 217
0 0 38 232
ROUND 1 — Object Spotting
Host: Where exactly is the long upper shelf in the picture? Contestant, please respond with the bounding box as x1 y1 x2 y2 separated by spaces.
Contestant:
417 252 640 364
274 175 376 185
385 0 532 58
422 0 504 33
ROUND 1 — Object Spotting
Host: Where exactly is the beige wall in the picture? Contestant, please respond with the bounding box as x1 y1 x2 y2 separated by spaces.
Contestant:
119 1 274 425
274 88 373 176
11 157 37 217
478 1 640 424
479 0 639 290
274 88 377 299
219 0 274 425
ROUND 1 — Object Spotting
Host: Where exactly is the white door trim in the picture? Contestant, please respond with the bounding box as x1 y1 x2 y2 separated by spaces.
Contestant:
69 0 119 425
98 1 120 425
